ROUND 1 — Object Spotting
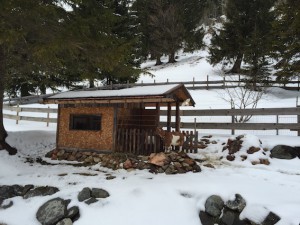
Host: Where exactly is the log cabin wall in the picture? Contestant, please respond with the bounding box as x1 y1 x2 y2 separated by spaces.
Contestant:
57 105 114 151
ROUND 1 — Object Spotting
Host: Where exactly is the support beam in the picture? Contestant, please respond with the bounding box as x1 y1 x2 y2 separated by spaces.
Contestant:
175 102 180 132
167 103 171 131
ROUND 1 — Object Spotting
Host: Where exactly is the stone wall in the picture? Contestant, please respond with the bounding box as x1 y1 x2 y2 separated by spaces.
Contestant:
57 106 114 151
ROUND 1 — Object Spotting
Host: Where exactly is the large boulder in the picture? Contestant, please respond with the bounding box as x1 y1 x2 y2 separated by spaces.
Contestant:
36 198 68 225
270 145 299 159
205 195 224 217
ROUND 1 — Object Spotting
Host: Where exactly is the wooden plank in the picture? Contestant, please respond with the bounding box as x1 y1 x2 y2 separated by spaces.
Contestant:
181 122 300 130
19 116 57 123
20 107 58 113
3 114 19 120
160 107 300 116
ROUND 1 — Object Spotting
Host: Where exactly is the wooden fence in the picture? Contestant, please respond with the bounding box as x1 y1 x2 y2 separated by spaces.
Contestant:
3 105 57 126
115 128 199 155
160 107 300 136
3 105 300 135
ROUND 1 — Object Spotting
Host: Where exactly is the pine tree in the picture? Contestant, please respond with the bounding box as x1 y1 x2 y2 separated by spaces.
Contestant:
272 0 300 82
0 0 68 154
134 0 207 64
209 0 275 78
63 0 141 87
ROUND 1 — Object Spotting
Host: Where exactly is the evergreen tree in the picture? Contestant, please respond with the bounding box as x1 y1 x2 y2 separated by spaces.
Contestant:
134 0 207 64
63 0 141 88
0 0 68 154
209 0 275 78
272 0 300 82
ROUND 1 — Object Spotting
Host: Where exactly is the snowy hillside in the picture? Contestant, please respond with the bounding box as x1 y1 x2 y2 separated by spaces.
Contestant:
1 50 300 225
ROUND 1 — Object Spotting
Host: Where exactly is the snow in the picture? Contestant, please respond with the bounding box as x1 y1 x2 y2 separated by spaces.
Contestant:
1 49 300 225
48 84 180 99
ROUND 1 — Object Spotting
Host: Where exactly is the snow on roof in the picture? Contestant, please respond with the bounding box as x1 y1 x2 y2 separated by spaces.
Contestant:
49 84 181 99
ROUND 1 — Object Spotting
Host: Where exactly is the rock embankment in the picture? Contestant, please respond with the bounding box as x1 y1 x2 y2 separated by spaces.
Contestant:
46 150 201 174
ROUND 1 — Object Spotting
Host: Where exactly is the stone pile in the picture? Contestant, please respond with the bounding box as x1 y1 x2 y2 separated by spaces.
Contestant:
46 150 201 174
77 187 110 205
222 135 270 165
200 194 281 225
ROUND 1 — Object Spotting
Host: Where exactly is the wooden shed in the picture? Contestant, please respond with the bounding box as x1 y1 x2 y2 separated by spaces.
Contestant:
44 84 195 155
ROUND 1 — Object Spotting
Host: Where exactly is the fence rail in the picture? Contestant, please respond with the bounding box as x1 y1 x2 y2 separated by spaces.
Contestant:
3 105 57 126
160 107 300 136
3 105 300 135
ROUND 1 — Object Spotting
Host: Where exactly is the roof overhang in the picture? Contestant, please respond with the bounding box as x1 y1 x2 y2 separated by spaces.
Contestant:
43 84 195 107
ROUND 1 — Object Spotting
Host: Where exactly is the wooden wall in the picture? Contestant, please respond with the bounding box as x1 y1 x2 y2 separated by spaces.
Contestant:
57 106 114 151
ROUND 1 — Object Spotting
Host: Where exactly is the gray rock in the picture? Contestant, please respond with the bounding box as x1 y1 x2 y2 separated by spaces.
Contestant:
262 211 281 225
24 186 59 199
199 211 219 225
67 206 80 221
36 197 68 225
85 197 98 205
205 195 224 217
78 187 91 202
91 188 109 198
221 209 236 225
270 145 299 159
56 218 73 225
0 185 21 199
226 194 246 212
220 208 251 225
0 200 13 209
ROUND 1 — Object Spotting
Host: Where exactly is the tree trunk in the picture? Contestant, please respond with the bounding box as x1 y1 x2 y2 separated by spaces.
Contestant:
230 53 243 73
168 52 176 63
155 55 162 66
89 78 95 88
0 46 17 155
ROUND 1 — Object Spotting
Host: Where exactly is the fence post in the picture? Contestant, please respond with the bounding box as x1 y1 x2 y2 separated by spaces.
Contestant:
16 104 20 125
223 77 226 87
193 77 195 90
297 99 300 136
206 75 209 90
238 75 241 86
47 106 50 127
167 78 169 84
298 76 299 91
276 115 279 135
231 105 235 135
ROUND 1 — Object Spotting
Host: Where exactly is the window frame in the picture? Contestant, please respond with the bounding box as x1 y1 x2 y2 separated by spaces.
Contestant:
69 114 102 131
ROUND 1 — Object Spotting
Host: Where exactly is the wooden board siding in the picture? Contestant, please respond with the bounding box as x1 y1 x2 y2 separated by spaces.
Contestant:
57 106 114 151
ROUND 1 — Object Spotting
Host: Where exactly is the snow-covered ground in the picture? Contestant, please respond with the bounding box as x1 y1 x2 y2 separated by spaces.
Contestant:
1 50 300 225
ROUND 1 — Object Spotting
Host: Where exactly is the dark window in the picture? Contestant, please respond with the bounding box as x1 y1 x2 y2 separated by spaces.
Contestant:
70 114 101 131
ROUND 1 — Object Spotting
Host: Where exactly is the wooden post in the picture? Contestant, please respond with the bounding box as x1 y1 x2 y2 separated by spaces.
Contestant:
194 118 197 134
297 102 300 136
206 75 209 90
46 106 50 127
231 106 235 135
127 80 129 88
175 102 180 132
167 79 169 83
276 115 279 135
238 75 241 86
16 104 20 124
167 103 171 132
193 77 195 90
223 77 226 88
298 76 299 91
